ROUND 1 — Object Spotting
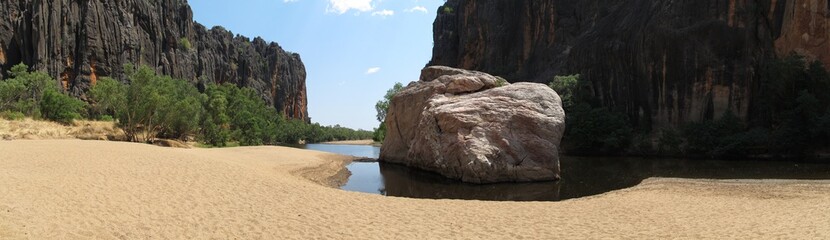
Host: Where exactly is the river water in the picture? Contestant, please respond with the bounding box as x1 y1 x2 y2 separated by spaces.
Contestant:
293 144 830 201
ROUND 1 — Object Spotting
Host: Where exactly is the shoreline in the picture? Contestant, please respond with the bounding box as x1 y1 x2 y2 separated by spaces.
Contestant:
2 140 829 238
319 139 378 146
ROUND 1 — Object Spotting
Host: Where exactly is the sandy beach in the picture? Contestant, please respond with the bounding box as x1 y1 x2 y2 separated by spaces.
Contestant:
1 140 829 239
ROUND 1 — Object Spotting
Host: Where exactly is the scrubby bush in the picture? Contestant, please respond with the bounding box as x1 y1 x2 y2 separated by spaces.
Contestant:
442 6 454 14
1 63 83 124
40 88 86 124
99 115 114 121
495 77 508 87
0 111 25 120
179 37 192 51
89 77 126 119
0 63 59 118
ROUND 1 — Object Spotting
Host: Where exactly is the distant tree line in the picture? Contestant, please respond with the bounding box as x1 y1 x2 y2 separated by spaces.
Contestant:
550 54 830 159
1 63 372 146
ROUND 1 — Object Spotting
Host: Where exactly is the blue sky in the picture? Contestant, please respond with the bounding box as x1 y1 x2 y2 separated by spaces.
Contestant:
190 0 445 130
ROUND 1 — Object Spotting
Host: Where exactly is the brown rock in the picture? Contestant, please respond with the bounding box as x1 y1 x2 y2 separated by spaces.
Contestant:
380 66 565 183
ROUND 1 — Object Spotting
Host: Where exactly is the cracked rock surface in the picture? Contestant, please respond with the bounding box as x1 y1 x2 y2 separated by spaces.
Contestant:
380 66 565 183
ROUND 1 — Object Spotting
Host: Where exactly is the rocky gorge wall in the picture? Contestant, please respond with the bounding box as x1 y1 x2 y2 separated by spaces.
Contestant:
0 0 307 120
429 0 830 130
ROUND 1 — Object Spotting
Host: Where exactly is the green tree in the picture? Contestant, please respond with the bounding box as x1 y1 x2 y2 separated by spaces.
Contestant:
548 74 581 109
201 84 231 146
375 82 404 123
89 77 127 120
93 64 202 142
373 122 387 142
0 63 59 117
373 82 404 142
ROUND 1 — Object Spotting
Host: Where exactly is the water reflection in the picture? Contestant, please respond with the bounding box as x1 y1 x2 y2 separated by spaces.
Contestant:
378 162 561 201
291 144 830 201
348 157 830 201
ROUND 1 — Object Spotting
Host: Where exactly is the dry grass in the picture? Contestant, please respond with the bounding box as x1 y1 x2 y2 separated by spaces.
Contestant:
0 118 124 141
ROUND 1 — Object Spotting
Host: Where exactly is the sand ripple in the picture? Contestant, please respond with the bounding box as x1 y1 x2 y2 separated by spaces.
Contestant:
1 140 829 239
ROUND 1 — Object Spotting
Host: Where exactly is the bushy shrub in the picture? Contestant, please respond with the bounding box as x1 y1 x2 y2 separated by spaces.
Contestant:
549 74 581 108
0 63 59 118
40 88 85 124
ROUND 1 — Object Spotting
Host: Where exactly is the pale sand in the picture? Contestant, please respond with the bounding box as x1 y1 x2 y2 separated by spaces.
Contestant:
320 139 376 145
2 140 830 239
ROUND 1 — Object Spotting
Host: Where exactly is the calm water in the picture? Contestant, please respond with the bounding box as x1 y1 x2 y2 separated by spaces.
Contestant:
296 144 380 159
294 144 830 201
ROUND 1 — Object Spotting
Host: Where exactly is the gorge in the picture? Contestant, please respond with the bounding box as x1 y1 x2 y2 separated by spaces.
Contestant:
429 0 830 131
0 0 307 120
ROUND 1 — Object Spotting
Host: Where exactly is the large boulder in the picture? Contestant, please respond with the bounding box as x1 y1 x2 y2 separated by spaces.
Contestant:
380 66 566 183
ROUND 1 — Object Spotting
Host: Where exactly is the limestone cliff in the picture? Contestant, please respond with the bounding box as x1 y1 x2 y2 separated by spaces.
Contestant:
0 0 307 120
429 0 830 130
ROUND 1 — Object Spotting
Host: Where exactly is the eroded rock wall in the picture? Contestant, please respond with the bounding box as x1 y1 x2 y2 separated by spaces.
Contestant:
430 0 830 130
0 0 307 120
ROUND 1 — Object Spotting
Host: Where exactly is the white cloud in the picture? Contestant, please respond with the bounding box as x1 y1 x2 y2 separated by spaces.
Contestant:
326 0 374 14
283 0 298 2
371 9 394 17
405 6 427 13
366 67 381 74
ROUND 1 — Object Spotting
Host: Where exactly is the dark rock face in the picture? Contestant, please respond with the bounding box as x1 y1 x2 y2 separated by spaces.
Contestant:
0 0 307 120
429 0 829 129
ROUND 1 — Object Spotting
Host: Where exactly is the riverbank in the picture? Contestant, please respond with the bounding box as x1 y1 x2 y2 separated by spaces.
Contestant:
1 140 829 239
